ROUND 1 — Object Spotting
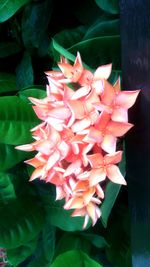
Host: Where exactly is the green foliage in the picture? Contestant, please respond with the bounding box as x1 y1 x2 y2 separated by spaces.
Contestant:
0 197 45 248
7 237 38 266
0 0 30 22
51 250 102 267
16 52 34 89
0 172 16 204
0 73 17 93
0 42 21 58
0 96 39 145
95 0 119 14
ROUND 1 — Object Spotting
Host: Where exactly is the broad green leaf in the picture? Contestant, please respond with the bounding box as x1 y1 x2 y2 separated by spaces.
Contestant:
68 35 121 69
53 26 86 49
101 151 126 227
79 233 108 249
22 0 53 56
52 40 91 70
0 197 45 249
55 233 91 258
0 96 39 145
51 250 102 267
19 88 46 101
16 52 34 89
27 223 55 267
83 19 119 40
0 73 17 93
0 0 30 22
0 144 32 172
46 197 90 232
101 182 121 227
105 203 131 267
95 0 119 14
52 39 76 64
74 0 103 25
0 172 16 204
7 237 38 267
109 69 121 84
0 42 21 58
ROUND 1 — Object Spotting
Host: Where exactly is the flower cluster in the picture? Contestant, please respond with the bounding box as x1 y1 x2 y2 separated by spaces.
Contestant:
16 53 140 228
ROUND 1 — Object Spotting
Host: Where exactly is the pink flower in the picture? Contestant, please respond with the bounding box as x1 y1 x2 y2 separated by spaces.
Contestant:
16 52 140 228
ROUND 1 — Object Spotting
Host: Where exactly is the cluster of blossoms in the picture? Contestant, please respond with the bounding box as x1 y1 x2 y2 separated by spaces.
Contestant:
16 53 140 228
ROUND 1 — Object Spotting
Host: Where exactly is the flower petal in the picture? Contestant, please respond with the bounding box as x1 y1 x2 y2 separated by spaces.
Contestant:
89 168 106 186
101 134 117 154
64 197 84 209
115 90 140 109
111 107 128 122
87 153 104 168
101 80 115 105
106 164 126 185
104 151 123 165
94 64 112 80
45 150 60 171
71 118 91 133
64 159 82 177
71 86 91 100
107 121 133 137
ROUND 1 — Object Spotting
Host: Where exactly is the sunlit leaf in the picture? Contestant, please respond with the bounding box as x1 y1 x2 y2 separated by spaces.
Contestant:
51 250 102 267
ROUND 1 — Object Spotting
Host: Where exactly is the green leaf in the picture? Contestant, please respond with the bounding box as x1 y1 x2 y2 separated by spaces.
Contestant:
19 87 46 101
51 250 102 267
0 73 17 94
27 223 55 267
0 42 21 58
0 96 39 145
55 233 91 258
53 26 86 49
0 0 30 22
52 40 91 70
52 39 76 64
79 233 108 249
0 197 45 249
0 172 16 204
46 198 90 232
74 0 103 25
0 144 32 172
16 52 34 89
68 35 121 69
95 0 119 14
22 0 53 56
101 182 121 227
101 151 126 227
83 19 119 40
7 237 38 267
105 203 131 267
